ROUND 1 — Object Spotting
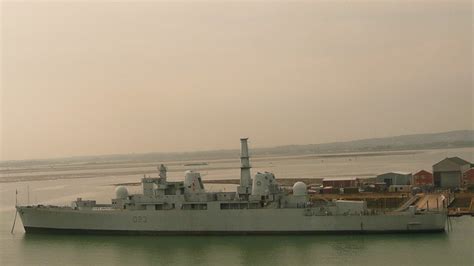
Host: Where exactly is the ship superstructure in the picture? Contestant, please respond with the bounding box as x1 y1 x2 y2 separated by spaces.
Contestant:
17 139 447 234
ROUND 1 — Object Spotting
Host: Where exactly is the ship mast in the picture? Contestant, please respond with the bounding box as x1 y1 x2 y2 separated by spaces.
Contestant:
158 164 167 183
237 138 252 199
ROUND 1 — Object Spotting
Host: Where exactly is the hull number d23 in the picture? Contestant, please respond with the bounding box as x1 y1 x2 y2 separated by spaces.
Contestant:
132 216 147 223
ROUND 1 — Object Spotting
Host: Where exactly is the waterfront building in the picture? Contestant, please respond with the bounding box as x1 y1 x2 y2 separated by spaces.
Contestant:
433 157 471 188
322 177 359 188
376 172 412 186
412 170 434 187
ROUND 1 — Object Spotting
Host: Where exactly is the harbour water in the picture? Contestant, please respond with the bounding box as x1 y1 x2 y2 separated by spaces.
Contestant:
1 147 473 265
1 216 472 265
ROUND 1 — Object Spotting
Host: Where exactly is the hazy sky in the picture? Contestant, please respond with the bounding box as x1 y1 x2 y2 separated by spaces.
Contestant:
1 1 472 160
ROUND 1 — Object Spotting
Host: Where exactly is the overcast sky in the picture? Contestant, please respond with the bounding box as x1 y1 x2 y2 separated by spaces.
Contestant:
1 1 472 160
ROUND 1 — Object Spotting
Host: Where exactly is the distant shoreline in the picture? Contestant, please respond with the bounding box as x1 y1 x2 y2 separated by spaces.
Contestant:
1 146 473 184
1 129 472 167
1 150 419 174
0 150 418 183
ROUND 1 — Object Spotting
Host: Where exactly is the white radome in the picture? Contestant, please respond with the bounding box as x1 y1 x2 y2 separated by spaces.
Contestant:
115 186 129 199
292 181 307 196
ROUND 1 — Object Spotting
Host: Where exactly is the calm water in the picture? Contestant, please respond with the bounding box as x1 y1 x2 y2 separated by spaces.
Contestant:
1 148 473 265
1 217 472 266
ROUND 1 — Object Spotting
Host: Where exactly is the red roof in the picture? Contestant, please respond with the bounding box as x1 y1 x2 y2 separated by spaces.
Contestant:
414 170 432 176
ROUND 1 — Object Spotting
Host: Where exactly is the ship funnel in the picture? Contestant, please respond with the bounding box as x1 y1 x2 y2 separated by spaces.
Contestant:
239 138 252 191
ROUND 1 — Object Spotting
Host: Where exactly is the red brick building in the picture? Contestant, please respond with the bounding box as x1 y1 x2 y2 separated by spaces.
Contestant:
462 168 474 187
412 170 434 187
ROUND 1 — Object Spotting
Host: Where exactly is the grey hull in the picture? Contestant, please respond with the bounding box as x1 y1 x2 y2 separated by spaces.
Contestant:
18 207 447 235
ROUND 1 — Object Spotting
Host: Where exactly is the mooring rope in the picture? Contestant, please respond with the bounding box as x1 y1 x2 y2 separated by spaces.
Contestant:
11 209 18 234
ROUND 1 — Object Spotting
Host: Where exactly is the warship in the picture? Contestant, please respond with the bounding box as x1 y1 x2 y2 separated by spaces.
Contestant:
16 138 447 235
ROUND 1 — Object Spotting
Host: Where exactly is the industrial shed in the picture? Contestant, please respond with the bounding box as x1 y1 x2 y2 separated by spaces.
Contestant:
376 172 412 186
432 157 471 188
322 177 359 188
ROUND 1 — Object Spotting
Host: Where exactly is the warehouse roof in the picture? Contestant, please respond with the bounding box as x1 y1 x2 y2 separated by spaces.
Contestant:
434 157 471 167
377 171 411 176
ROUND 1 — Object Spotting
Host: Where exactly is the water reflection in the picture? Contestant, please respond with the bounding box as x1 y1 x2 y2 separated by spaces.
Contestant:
18 232 450 266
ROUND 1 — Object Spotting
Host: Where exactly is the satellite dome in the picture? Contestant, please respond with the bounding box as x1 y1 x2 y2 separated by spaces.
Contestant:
293 182 307 196
115 186 129 199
